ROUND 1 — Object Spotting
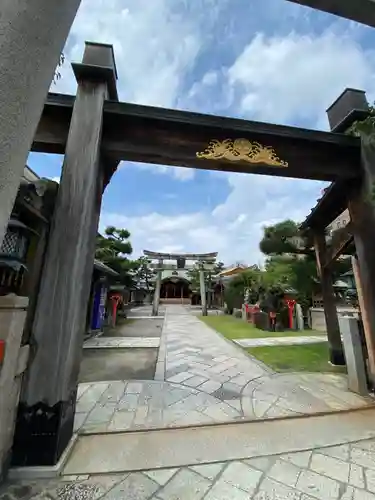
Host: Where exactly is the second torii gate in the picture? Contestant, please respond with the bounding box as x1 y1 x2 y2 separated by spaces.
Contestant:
143 250 217 316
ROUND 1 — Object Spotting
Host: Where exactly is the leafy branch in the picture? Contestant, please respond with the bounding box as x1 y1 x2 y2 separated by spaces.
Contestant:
346 102 375 138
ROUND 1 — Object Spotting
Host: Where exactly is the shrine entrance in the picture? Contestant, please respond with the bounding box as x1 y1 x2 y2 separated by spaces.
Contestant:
160 278 190 301
13 40 375 470
143 250 216 316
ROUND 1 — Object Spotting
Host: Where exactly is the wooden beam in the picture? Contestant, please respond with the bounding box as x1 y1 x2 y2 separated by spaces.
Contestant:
102 101 361 181
32 93 362 183
323 222 354 269
285 0 375 28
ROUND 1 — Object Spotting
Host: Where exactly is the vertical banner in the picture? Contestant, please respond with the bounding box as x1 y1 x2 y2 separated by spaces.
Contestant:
91 283 107 330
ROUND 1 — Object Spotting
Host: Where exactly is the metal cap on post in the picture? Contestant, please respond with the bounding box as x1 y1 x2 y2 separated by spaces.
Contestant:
339 315 368 396
72 42 119 100
326 88 369 132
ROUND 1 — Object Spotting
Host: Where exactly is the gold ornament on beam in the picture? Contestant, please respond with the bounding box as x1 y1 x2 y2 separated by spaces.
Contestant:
196 138 288 167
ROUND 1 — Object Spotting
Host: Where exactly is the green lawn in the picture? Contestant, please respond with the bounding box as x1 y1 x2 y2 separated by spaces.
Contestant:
247 344 346 374
200 314 325 340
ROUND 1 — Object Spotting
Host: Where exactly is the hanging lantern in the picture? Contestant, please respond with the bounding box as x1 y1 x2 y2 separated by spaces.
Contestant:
0 219 32 270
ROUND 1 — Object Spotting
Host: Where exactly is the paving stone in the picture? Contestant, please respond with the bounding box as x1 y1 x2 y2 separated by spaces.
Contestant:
73 413 87 431
220 461 262 494
296 470 340 499
254 477 302 499
165 365 189 379
157 469 211 500
197 380 222 394
143 468 179 485
118 393 140 410
167 372 195 384
282 451 312 468
353 489 375 499
351 446 375 471
245 456 275 472
352 440 375 452
366 469 375 493
189 463 226 480
268 459 302 488
102 473 158 500
77 385 90 399
253 399 274 417
202 405 233 421
341 485 355 500
320 444 350 461
310 453 350 483
126 382 144 394
224 399 242 412
204 479 250 500
229 375 250 387
183 376 208 388
107 411 135 430
349 464 365 489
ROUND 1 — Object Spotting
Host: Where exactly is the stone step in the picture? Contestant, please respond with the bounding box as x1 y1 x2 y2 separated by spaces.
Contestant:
63 407 375 475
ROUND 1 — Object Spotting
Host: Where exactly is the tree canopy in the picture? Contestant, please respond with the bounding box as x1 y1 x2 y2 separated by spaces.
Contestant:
132 256 156 292
186 261 225 290
259 219 309 255
258 219 351 310
95 226 136 285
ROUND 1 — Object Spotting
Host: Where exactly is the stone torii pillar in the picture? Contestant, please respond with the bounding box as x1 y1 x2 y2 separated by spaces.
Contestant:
152 259 163 316
0 0 81 246
11 43 118 467
199 264 208 316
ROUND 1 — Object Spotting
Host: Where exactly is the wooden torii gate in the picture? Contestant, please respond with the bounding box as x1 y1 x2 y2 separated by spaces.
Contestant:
10 42 374 471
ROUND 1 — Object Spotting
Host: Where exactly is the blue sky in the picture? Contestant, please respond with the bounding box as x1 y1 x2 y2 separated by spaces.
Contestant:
28 0 375 265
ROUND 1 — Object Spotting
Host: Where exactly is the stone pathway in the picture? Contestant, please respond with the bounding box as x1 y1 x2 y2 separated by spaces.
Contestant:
128 305 166 318
72 306 372 433
74 380 241 433
5 437 375 499
83 337 160 349
235 335 328 348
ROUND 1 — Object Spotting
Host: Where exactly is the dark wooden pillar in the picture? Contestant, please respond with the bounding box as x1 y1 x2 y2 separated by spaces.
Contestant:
348 135 375 383
12 42 118 467
313 231 345 365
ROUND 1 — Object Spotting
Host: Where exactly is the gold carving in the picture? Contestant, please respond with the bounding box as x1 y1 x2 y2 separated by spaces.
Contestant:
196 138 288 167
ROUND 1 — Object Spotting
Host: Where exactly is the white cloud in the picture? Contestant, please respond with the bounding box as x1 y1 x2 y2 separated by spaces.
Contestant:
54 0 203 108
52 0 223 182
227 30 375 127
126 162 195 181
100 173 326 264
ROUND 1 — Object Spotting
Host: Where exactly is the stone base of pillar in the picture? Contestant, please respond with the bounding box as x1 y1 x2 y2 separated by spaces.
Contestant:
328 346 346 366
11 390 76 467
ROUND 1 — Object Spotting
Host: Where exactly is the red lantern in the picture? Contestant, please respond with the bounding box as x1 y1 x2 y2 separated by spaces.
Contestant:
284 298 296 330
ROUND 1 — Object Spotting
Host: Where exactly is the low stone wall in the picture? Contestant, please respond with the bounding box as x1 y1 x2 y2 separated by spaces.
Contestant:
310 307 359 332
0 295 29 481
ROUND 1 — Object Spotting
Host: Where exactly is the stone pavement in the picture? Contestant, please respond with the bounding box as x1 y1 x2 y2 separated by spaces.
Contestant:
128 305 166 318
83 337 160 349
235 335 328 348
5 437 375 499
72 306 371 433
